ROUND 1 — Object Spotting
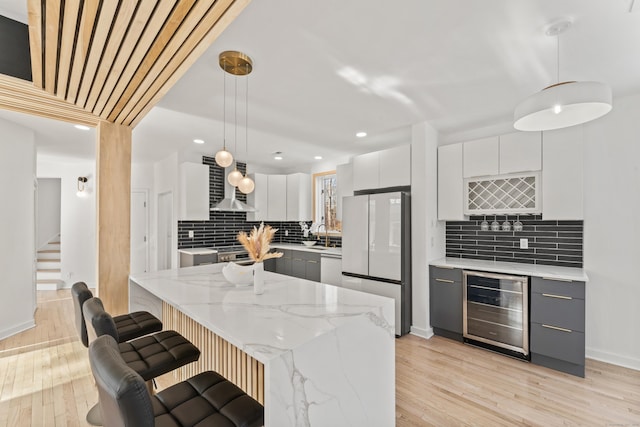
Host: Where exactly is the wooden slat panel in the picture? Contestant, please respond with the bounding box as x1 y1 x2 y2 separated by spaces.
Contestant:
97 0 177 119
44 0 61 94
56 0 81 99
106 0 199 122
27 0 43 88
0 74 99 126
87 0 158 113
75 0 120 108
66 0 100 103
128 0 251 127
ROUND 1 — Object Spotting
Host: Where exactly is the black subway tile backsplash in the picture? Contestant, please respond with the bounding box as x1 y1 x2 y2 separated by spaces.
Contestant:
177 156 341 249
446 215 583 268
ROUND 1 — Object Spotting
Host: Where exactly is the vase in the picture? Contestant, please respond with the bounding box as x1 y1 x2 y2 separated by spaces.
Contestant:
253 262 264 295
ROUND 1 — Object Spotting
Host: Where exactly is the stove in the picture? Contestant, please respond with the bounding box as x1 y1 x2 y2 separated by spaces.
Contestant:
215 246 253 265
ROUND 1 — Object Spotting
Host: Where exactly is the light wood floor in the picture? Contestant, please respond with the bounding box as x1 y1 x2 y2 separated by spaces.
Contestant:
1 291 638 426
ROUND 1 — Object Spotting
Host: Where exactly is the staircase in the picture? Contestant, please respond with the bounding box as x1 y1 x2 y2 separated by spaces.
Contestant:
37 236 64 290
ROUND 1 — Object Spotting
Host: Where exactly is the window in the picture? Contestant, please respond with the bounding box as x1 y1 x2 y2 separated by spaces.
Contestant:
313 171 340 233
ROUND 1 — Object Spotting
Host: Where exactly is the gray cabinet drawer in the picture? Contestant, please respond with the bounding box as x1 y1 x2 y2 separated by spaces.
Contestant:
530 323 585 365
429 266 462 283
531 277 585 299
531 293 585 332
429 279 462 334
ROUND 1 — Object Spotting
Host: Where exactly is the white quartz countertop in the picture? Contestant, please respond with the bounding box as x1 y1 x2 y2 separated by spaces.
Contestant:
430 257 588 282
129 264 393 364
177 248 218 255
271 243 342 257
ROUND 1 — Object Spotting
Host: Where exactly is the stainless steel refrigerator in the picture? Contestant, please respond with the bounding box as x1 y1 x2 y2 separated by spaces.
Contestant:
341 191 411 336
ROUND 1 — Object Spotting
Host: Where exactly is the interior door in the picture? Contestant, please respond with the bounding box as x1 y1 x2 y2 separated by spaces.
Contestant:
157 191 173 270
368 192 402 281
130 190 148 274
341 195 369 276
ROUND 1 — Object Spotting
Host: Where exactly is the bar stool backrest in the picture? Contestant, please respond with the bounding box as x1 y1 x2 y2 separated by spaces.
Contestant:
83 297 120 344
71 281 93 347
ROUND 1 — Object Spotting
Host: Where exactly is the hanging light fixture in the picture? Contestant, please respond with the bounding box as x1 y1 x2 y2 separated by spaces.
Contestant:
227 74 244 186
513 19 612 131
237 57 255 195
215 56 233 168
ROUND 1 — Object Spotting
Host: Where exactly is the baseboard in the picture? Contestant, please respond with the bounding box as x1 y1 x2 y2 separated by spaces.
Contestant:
59 281 94 289
410 325 434 339
37 282 62 291
0 319 35 341
586 347 640 371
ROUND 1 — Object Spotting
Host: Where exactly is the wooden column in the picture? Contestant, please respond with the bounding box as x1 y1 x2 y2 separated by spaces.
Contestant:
95 121 131 315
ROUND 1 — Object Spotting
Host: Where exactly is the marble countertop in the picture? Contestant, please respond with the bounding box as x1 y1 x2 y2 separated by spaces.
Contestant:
129 264 393 364
271 243 342 257
430 257 588 282
177 248 218 255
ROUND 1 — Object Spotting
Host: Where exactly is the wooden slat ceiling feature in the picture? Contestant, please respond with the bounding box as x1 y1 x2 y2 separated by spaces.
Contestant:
26 0 251 127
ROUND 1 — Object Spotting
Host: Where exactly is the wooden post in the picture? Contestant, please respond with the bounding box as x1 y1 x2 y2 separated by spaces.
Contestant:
95 121 131 315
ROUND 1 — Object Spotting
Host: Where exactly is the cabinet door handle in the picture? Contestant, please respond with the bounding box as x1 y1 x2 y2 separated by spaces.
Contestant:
542 293 572 300
542 324 572 333
435 278 455 284
436 266 455 270
542 277 573 283
308 260 318 264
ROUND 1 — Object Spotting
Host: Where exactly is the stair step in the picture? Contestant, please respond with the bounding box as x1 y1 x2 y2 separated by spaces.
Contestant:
37 259 60 263
38 249 60 254
38 268 61 273
36 279 64 291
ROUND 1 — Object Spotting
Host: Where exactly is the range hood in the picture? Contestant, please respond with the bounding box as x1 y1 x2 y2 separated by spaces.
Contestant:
210 164 257 212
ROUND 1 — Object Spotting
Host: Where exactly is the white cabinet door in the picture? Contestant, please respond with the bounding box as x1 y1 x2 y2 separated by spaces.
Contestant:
336 163 353 221
178 162 209 220
499 132 542 174
379 145 411 188
320 256 342 286
463 137 499 178
437 144 464 220
267 175 287 221
341 195 369 276
247 173 268 221
368 192 402 281
353 151 379 191
542 126 584 220
286 173 311 221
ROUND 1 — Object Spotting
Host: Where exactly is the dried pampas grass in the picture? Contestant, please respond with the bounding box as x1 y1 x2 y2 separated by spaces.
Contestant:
237 223 283 263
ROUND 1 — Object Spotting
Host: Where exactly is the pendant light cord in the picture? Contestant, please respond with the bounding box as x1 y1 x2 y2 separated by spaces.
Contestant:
222 64 227 150
245 63 249 156
234 74 238 156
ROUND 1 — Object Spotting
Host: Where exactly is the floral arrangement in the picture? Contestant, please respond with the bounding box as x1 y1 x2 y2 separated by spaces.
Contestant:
237 223 283 263
299 221 315 241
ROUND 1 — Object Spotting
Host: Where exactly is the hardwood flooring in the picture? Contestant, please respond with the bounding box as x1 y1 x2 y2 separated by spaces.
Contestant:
0 290 638 426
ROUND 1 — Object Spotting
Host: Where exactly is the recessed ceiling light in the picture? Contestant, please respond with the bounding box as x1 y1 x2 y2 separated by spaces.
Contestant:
356 131 367 138
74 124 90 131
314 156 322 160
274 156 283 160
193 139 205 144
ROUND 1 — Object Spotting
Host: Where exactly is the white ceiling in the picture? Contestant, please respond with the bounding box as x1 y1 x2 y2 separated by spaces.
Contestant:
1 0 639 169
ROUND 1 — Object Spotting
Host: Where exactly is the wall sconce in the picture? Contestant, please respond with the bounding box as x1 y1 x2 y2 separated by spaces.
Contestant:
77 176 88 197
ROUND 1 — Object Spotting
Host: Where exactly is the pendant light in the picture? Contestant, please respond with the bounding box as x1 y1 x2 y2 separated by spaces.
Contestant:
215 59 233 167
227 74 244 186
238 60 255 195
513 19 612 131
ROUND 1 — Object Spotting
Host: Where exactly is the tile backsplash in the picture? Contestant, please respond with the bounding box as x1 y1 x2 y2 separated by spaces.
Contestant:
446 215 583 268
177 156 341 249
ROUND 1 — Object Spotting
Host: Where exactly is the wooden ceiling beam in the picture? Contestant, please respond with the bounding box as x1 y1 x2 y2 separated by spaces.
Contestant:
56 0 81 99
43 0 60 94
66 0 99 103
26 0 43 88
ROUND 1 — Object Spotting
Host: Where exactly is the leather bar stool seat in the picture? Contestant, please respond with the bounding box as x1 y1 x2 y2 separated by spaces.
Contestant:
90 335 264 427
83 297 201 382
71 281 162 347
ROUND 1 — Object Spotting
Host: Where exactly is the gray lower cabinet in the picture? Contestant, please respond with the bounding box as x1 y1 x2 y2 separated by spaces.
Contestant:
530 276 586 377
304 252 321 282
275 250 292 276
429 266 463 340
271 249 321 282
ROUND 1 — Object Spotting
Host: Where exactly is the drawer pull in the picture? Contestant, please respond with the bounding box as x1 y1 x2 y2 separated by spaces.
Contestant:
542 324 572 333
542 276 573 283
542 293 572 300
308 260 318 264
435 278 455 284
436 266 455 270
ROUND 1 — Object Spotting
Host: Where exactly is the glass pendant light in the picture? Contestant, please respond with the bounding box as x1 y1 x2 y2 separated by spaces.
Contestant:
227 75 244 186
215 60 233 167
238 61 255 194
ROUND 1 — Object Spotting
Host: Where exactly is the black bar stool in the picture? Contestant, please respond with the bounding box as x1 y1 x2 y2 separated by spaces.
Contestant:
89 335 264 427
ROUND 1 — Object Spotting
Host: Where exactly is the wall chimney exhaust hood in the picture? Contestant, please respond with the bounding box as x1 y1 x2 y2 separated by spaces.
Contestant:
210 164 257 212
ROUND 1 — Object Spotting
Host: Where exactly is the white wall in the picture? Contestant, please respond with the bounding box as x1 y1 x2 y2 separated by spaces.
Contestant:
38 157 96 288
410 122 445 338
36 178 61 249
0 118 36 339
582 92 640 370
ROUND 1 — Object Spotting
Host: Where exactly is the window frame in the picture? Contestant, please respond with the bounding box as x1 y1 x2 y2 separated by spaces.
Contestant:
312 170 341 235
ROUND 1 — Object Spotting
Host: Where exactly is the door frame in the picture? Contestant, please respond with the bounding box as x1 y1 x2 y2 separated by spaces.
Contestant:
131 188 149 274
157 190 173 270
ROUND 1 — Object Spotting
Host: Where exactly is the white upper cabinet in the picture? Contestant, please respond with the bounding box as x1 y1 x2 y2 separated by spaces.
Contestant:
286 173 312 221
267 174 287 221
353 145 411 191
499 132 542 174
178 162 209 221
336 163 353 221
437 144 464 220
463 137 499 178
542 126 584 220
247 173 268 221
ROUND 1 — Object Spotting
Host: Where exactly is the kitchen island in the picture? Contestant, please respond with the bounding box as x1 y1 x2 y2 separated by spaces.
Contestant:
129 264 395 426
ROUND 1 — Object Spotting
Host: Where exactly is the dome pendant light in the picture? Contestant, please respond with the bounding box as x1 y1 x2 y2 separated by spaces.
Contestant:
238 61 255 195
215 60 233 167
514 20 612 131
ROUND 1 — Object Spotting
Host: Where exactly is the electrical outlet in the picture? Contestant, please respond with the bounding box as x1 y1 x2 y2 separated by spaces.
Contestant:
285 230 289 236
520 238 528 249
188 230 194 238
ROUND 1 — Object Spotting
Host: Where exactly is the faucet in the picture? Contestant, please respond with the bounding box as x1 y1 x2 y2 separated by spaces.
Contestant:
317 223 329 247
